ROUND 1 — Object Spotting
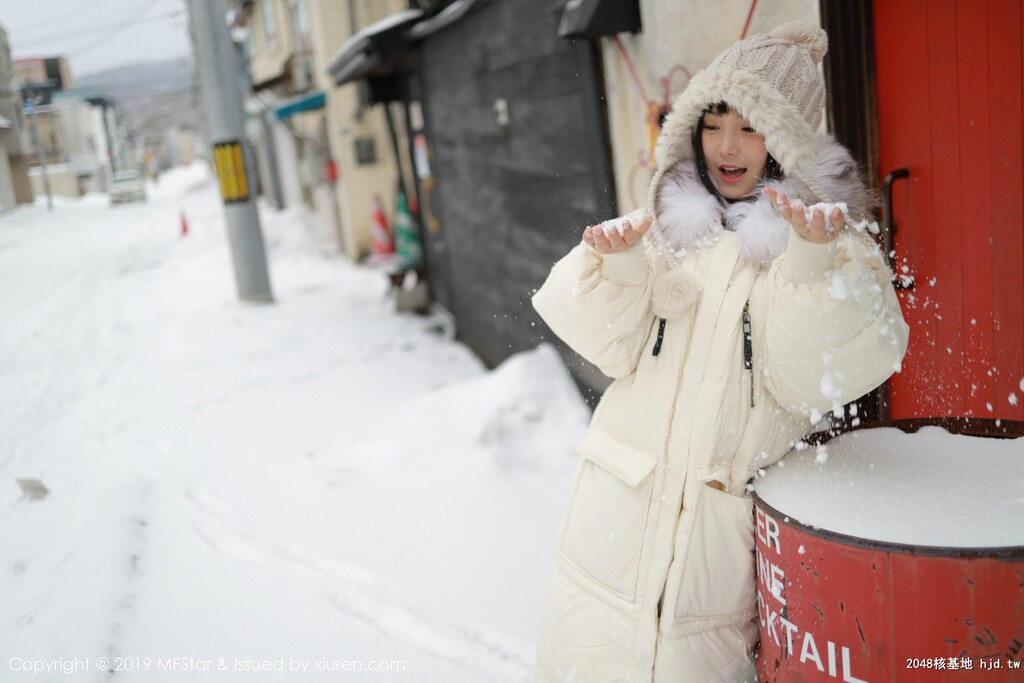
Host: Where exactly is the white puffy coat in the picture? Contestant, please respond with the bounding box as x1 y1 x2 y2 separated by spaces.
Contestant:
531 132 909 680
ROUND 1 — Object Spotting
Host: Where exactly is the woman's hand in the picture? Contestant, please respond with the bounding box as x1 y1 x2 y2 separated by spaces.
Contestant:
582 214 653 254
764 187 844 244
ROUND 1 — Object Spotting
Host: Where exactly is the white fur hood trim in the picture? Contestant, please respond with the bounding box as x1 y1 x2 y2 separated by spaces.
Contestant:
650 135 873 268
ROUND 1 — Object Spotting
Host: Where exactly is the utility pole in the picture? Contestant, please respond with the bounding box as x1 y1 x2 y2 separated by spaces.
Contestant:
186 0 273 302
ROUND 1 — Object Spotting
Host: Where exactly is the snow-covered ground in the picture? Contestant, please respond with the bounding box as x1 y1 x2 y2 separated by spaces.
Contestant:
0 165 589 682
3 164 1020 683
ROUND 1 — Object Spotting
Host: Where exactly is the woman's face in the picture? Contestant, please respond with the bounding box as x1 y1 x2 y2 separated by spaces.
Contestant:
700 108 769 200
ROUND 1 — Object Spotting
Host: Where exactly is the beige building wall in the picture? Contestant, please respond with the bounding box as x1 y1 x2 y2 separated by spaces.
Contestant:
25 112 63 164
350 0 409 30
58 58 73 90
243 0 422 258
29 163 79 198
53 99 98 176
250 0 296 86
13 59 47 85
602 0 820 213
305 0 407 260
9 156 33 203
0 144 15 212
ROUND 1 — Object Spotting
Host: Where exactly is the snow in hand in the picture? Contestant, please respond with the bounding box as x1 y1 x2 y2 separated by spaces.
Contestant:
0 164 588 682
599 217 630 237
796 200 848 224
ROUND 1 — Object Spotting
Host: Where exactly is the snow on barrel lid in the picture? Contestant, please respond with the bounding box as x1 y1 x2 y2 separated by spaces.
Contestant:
753 426 1024 548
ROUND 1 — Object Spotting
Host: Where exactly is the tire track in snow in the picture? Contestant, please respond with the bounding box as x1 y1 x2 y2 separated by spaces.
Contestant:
325 591 534 682
184 486 534 682
95 475 156 682
8 476 155 682
0 223 144 477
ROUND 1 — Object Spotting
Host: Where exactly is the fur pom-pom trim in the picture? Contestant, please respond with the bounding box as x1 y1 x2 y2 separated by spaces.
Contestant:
654 161 721 249
731 196 790 265
652 268 701 320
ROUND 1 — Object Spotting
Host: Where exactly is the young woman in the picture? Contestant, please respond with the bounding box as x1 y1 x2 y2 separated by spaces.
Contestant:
532 21 909 682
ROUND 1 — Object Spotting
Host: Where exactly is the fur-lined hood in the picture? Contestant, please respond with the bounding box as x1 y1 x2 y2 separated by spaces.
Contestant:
643 133 874 320
642 22 873 271
649 134 874 268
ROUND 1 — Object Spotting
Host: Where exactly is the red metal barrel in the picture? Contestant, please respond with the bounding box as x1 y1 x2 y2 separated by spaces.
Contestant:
752 421 1024 682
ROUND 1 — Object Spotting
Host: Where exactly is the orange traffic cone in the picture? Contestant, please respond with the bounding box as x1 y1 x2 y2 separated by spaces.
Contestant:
371 195 394 255
180 210 189 237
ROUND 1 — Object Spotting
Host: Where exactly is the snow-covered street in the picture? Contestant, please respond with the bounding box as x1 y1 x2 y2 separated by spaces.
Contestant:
0 165 590 682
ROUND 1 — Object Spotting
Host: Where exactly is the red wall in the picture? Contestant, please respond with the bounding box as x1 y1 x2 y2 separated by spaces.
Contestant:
874 0 1023 421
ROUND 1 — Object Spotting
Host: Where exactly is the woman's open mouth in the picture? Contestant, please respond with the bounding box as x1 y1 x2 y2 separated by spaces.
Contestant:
719 166 747 183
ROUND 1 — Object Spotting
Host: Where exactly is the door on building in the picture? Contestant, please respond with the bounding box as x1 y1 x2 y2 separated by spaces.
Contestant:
872 0 1023 422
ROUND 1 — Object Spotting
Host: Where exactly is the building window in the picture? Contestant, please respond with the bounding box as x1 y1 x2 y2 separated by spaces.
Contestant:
260 0 278 51
291 0 311 52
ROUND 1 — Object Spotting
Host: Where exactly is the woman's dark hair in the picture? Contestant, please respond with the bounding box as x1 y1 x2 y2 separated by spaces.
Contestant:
692 101 783 203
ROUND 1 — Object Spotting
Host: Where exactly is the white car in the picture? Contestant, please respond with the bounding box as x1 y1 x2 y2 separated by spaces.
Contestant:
109 170 147 205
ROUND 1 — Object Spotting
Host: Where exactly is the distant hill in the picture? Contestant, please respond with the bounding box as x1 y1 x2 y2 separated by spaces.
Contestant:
77 58 193 100
76 58 197 136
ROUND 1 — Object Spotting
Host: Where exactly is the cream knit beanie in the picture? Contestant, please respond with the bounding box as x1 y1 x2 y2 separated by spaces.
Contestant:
653 21 830 182
709 21 827 129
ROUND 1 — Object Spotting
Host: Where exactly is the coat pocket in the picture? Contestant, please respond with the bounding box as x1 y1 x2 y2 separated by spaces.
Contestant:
709 375 751 465
559 427 658 602
673 486 756 622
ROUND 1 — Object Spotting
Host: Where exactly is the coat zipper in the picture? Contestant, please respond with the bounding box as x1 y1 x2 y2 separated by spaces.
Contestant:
651 318 666 356
743 301 754 407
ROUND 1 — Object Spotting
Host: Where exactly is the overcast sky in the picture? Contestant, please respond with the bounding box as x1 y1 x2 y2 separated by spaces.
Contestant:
2 0 192 77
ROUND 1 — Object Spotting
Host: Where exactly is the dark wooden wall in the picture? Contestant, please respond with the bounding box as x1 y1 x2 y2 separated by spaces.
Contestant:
416 0 617 384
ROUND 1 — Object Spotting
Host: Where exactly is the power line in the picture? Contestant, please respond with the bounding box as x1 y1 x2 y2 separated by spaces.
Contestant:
14 10 183 48
66 0 179 61
10 0 127 37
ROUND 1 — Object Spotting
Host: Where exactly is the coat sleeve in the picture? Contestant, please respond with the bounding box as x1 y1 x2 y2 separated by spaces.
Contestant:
762 226 910 418
532 237 655 379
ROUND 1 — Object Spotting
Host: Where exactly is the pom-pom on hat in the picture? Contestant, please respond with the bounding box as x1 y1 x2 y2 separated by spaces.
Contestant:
653 21 830 183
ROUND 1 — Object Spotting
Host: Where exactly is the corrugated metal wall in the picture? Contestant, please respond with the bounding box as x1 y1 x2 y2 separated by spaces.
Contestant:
416 0 616 386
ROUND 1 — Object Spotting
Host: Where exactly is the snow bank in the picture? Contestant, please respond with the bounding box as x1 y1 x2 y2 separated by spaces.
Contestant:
754 427 1024 548
0 166 589 682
